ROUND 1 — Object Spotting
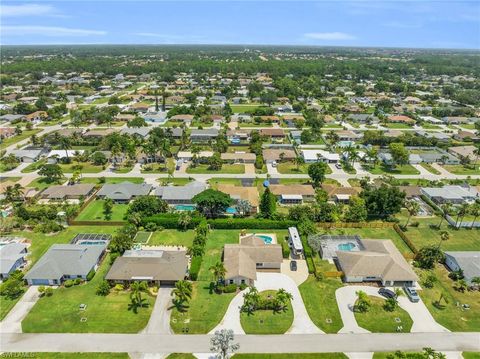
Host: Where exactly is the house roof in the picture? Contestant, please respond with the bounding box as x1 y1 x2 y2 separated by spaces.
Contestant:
97 182 152 200
120 127 151 137
105 250 188 282
269 184 315 196
190 128 219 137
155 181 206 201
444 251 480 282
217 184 259 207
321 184 361 198
301 149 340 162
25 244 106 281
422 186 478 201
41 184 95 200
0 243 27 275
262 149 296 161
259 128 285 137
449 145 477 160
221 152 256 161
337 239 418 282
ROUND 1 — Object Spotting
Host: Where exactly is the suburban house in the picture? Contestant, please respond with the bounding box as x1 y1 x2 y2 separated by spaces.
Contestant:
347 114 379 123
105 249 188 286
336 130 363 142
217 184 259 214
154 181 206 205
25 243 106 285
441 116 470 125
84 128 118 139
0 127 16 139
388 115 415 125
190 128 219 143
0 242 28 280
444 252 480 285
259 128 285 140
319 235 418 287
262 149 296 164
398 185 422 199
301 149 340 163
227 129 251 143
0 114 26 122
120 127 151 139
177 151 213 162
454 131 479 142
25 111 48 122
46 149 85 164
378 152 422 165
223 235 283 286
421 185 479 205
40 184 96 201
269 184 316 204
448 145 478 161
415 131 451 143
221 152 256 164
403 147 460 165
11 147 48 163
97 182 152 203
170 114 194 125
321 184 362 203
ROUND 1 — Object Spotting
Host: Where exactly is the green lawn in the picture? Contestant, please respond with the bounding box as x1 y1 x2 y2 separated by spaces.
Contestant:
59 162 105 173
354 296 413 333
0 176 20 183
0 129 42 150
157 177 193 186
208 178 243 189
76 200 128 221
186 164 245 174
442 165 480 175
230 104 263 113
367 164 420 175
420 163 441 175
240 291 293 334
416 265 480 332
149 229 195 247
166 355 197 359
320 227 412 256
299 272 344 333
22 254 154 333
27 177 66 190
385 123 413 129
21 159 47 173
0 354 129 359
135 231 152 244
233 354 348 359
276 161 310 175
79 177 145 185
0 285 26 320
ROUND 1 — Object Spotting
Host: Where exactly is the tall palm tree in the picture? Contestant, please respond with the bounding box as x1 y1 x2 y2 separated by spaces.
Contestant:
274 288 293 312
437 230 450 249
5 184 24 203
58 136 72 161
404 200 420 228
293 155 305 171
128 281 149 313
438 203 452 228
171 280 193 305
469 202 480 229
455 203 470 228
209 262 227 285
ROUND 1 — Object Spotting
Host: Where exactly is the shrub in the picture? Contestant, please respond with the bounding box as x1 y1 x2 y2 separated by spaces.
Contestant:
383 298 397 312
96 280 111 296
64 280 74 288
74 278 82 285
189 256 203 281
109 252 120 265
114 284 124 291
222 284 238 293
239 283 248 290
86 269 95 281
280 240 290 258
38 285 45 295
144 222 157 231
45 287 53 297
423 274 437 289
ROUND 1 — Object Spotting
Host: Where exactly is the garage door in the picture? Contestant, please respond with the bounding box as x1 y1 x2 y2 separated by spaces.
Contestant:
31 279 50 285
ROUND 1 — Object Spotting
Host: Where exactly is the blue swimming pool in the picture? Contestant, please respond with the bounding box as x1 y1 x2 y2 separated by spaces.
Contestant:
338 242 356 251
77 240 107 246
175 205 196 211
226 207 237 214
257 235 274 244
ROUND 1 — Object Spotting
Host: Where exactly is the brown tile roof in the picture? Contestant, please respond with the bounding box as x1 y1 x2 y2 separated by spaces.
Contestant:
262 149 296 161
259 128 285 137
217 184 259 207
269 184 315 196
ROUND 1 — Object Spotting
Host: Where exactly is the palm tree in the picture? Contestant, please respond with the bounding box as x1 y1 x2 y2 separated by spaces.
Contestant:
404 200 420 228
364 147 378 168
209 262 227 285
438 203 452 228
171 280 193 311
5 184 24 203
128 281 149 313
469 202 480 229
293 155 305 171
274 288 293 312
58 136 72 161
242 287 260 314
455 203 470 228
437 230 450 249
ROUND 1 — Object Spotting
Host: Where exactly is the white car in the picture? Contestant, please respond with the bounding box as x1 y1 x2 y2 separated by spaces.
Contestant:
272 161 277 167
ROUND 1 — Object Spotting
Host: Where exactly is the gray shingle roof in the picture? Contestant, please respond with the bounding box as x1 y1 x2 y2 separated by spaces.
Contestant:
155 181 206 201
0 243 27 275
97 182 152 201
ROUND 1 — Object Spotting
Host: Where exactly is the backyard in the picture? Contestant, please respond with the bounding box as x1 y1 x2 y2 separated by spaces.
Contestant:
240 290 294 334
354 296 413 333
76 200 128 221
22 254 155 333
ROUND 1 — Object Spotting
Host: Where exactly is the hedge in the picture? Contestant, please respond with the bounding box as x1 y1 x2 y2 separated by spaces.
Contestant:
301 235 316 274
143 214 202 229
280 241 290 258
393 224 419 254
189 256 203 281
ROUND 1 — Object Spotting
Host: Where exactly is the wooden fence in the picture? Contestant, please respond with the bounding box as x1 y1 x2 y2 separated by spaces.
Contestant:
317 222 394 229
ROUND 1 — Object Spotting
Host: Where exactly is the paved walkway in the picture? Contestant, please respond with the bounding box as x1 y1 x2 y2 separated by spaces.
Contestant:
0 286 42 333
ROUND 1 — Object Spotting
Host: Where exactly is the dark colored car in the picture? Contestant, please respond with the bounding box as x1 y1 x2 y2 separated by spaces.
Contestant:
290 260 297 271
378 287 396 299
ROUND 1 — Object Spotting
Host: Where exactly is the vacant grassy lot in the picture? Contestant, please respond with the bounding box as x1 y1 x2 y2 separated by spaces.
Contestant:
26 177 66 190
149 229 195 247
59 162 105 173
276 161 310 174
22 254 154 333
186 164 245 174
240 291 293 334
417 266 480 332
76 200 128 221
420 163 441 174
442 165 480 175
157 177 193 186
80 177 144 185
354 296 413 333
367 164 420 175
230 104 264 113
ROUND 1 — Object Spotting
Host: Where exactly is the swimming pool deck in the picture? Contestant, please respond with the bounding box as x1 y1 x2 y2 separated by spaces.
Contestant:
239 232 278 244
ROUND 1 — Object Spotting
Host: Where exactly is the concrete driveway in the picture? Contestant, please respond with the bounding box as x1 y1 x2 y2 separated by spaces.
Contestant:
211 273 322 335
280 259 309 285
0 286 42 333
141 287 174 335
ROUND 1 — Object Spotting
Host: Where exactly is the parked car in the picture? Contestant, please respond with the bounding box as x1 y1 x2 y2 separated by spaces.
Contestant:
335 163 342 169
290 260 297 271
272 161 277 168
378 287 396 299
404 286 420 302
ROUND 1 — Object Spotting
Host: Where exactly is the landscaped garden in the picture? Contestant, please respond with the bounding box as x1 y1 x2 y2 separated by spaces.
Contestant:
22 254 155 333
76 200 128 221
354 296 413 333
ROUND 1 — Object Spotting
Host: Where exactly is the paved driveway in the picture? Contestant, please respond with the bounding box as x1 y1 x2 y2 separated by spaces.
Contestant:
141 287 173 335
211 273 322 335
0 286 42 333
280 259 309 286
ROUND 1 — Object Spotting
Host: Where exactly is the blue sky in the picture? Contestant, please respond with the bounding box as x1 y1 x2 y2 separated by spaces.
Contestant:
1 1 479 49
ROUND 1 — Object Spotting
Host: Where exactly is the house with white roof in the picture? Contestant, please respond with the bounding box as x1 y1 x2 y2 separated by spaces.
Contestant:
301 149 340 163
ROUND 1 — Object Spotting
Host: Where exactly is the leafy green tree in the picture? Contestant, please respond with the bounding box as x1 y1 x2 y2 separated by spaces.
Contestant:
96 280 111 296
127 195 168 217
192 189 232 218
308 162 328 187
344 196 368 222
360 184 405 219
38 164 63 182
259 187 277 219
415 245 444 269
208 152 223 171
127 117 147 128
91 151 108 166
103 198 113 220
389 142 409 168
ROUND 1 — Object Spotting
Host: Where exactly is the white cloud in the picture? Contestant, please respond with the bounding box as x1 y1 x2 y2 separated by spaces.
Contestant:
2 25 106 37
1 3 60 17
304 32 356 41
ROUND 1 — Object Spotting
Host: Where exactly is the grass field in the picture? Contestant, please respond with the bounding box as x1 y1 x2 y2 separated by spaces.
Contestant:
186 164 245 174
156 178 193 186
59 163 105 173
276 161 310 175
385 123 414 129
367 164 420 175
230 104 264 113
240 290 293 334
420 163 441 175
442 165 480 175
22 254 154 333
27 177 66 190
416 265 480 332
0 129 42 150
0 354 129 359
79 177 144 185
149 229 195 248
76 200 128 221
354 296 413 333
134 231 152 244
0 284 26 320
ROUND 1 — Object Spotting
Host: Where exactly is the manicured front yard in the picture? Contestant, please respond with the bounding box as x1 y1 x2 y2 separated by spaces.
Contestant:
22 254 154 333
21 159 46 173
27 177 66 190
420 163 441 175
240 290 293 334
442 165 480 175
354 296 413 333
76 200 128 221
79 177 145 185
276 161 310 174
417 265 480 332
186 164 245 174
367 164 420 175
59 162 105 173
